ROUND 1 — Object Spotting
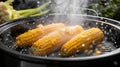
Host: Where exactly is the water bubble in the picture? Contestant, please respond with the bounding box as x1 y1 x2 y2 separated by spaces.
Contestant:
82 44 85 47
95 22 98 25
89 45 93 48
100 17 104 20
5 38 8 41
109 29 112 33
20 51 23 54
51 53 55 56
70 55 74 58
113 61 118 66
101 26 104 29
45 15 49 18
12 45 18 49
106 32 109 35
9 40 13 43
41 17 45 20
101 22 104 26
27 23 29 25
37 1 40 4
111 49 114 51
114 41 117 44
76 50 80 53
92 40 95 44
42 20 45 23
104 26 107 29
57 53 61 56
111 38 114 41
32 22 35 24
44 55 48 57
104 31 107 34
56 0 63 4
7 34 10 36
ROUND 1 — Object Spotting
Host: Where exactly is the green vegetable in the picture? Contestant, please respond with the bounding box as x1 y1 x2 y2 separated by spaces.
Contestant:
89 0 120 20
0 0 50 23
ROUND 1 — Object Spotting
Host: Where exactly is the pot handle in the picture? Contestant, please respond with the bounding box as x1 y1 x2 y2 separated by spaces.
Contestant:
79 7 98 16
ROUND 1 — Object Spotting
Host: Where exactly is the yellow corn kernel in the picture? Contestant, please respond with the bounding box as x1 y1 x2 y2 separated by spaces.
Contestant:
95 50 102 55
16 23 64 47
31 25 83 56
61 28 104 57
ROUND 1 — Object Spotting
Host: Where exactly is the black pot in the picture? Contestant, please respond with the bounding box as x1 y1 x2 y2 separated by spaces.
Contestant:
0 15 120 67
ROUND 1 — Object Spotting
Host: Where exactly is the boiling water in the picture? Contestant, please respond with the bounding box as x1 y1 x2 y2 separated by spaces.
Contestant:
2 33 117 57
1 25 117 57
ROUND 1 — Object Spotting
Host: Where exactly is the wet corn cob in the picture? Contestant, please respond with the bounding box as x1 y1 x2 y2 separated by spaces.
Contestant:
61 28 104 57
16 23 64 47
31 25 83 56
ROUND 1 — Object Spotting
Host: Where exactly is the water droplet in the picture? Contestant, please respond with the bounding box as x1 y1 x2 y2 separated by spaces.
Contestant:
71 55 74 58
37 1 40 4
89 50 93 53
105 25 108 28
92 40 95 44
64 49 67 52
9 40 13 42
82 44 85 47
42 20 45 23
44 55 48 57
114 41 117 44
89 45 93 48
113 61 118 66
106 32 109 35
76 50 80 53
101 22 104 26
101 26 104 29
27 23 29 24
5 38 8 41
51 53 55 56
111 49 114 51
7 34 10 36
32 22 35 24
95 22 98 25
45 15 49 18
109 29 112 33
58 53 61 56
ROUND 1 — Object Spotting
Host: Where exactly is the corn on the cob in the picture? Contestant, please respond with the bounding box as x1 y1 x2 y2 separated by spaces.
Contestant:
61 28 104 57
16 23 64 47
31 25 83 56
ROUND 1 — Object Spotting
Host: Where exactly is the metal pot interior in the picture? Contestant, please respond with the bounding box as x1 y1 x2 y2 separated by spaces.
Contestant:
0 15 120 61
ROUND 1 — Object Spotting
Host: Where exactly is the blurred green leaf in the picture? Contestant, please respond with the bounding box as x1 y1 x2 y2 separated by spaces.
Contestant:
89 0 120 20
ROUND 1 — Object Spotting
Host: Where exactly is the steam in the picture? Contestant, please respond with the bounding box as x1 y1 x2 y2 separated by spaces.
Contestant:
52 0 89 25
